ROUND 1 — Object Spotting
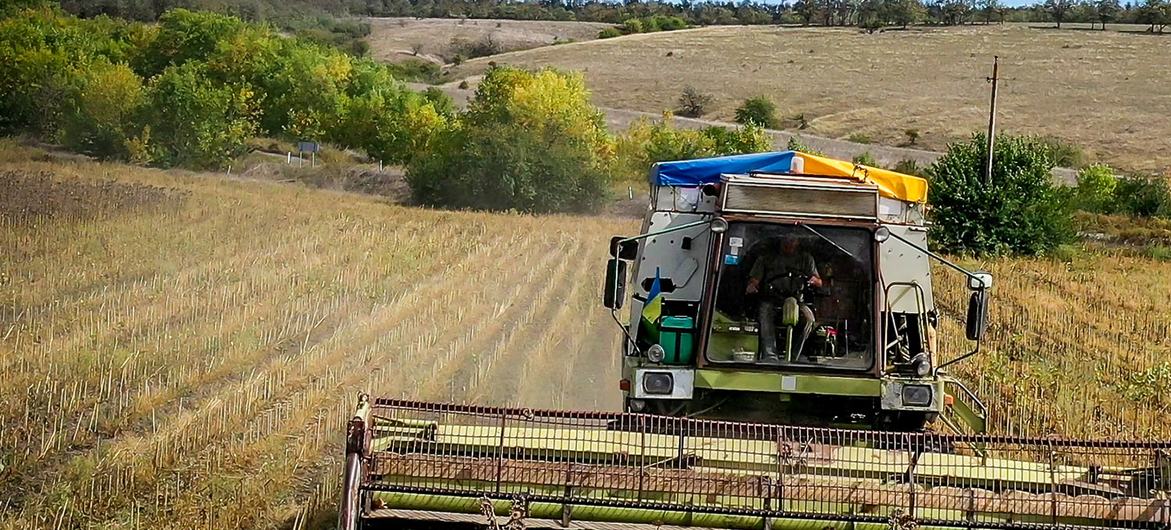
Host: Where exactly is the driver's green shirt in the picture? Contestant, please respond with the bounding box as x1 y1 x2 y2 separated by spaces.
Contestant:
749 252 818 291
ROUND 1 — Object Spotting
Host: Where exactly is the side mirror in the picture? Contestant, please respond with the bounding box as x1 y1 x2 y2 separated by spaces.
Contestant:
609 237 639 260
965 290 989 341
603 258 627 309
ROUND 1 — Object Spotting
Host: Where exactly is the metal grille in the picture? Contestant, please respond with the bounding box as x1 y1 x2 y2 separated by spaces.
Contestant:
722 183 878 219
346 397 1171 530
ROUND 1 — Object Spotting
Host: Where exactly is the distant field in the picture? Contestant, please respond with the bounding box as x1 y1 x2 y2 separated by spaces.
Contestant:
365 17 612 64
452 24 1171 174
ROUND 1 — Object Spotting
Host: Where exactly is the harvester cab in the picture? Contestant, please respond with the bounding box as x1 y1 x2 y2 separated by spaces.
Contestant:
339 151 1171 530
604 150 990 434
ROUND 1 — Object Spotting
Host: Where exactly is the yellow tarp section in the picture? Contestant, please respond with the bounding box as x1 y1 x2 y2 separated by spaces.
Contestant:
798 151 929 203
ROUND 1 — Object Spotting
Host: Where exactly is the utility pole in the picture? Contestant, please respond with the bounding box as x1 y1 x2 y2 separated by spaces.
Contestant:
984 56 999 186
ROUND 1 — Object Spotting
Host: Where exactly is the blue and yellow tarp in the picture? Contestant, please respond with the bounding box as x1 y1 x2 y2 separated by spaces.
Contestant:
649 150 928 203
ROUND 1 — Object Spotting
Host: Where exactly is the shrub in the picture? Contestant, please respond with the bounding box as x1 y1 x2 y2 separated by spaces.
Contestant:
676 86 712 118
927 133 1074 256
734 96 779 128
1038 135 1086 168
598 27 623 39
893 159 923 176
1114 174 1171 218
421 87 456 117
852 151 878 167
60 59 146 160
386 58 443 84
615 116 770 182
847 132 873 144
904 129 920 145
622 18 644 34
142 62 258 169
406 66 614 213
786 136 825 156
1073 163 1117 213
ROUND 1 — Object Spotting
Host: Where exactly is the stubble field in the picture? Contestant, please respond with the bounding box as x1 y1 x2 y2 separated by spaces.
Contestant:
2 145 1170 529
0 147 627 529
447 24 1171 174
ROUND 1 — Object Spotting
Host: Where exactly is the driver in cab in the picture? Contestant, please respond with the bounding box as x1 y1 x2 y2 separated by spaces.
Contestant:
745 237 822 364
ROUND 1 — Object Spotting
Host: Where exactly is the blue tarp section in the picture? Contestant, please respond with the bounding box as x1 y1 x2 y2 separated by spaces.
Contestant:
650 151 797 187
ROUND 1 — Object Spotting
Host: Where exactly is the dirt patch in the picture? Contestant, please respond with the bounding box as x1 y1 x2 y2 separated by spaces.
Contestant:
240 162 411 201
0 170 185 224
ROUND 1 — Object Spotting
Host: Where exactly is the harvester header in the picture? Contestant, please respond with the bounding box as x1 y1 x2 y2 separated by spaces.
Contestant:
339 151 1170 530
341 396 1171 530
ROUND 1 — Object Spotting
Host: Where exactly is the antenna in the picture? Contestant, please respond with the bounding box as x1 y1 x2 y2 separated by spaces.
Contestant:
984 56 999 186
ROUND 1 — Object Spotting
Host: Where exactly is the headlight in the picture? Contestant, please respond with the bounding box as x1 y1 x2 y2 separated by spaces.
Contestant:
911 352 932 377
902 385 933 407
646 344 666 363
643 372 674 395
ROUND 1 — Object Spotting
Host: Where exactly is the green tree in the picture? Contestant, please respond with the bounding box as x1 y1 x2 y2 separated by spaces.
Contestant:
143 62 258 169
136 9 246 77
1094 0 1121 27
1072 163 1117 213
734 96 780 128
60 59 146 159
1044 0 1073 27
927 133 1074 256
406 66 614 213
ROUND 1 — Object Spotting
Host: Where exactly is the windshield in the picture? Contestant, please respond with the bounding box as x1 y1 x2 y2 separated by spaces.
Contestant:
706 223 874 370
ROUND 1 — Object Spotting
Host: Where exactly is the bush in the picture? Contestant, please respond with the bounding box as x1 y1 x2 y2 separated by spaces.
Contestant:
421 87 456 117
60 59 146 160
676 86 711 118
847 132 873 144
1114 174 1171 218
615 116 770 182
892 159 923 176
927 133 1074 256
1038 135 1086 168
734 96 779 128
142 62 258 169
386 58 443 84
1073 163 1118 213
904 129 920 145
852 151 878 167
622 18 644 34
406 66 614 213
786 136 825 156
598 27 623 38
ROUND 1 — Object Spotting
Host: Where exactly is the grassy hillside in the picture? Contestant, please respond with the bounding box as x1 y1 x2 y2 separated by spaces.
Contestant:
451 24 1171 174
2 144 1170 528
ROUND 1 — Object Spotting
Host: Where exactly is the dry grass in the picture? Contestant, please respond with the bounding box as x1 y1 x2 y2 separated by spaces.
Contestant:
3 142 1171 528
0 145 629 529
452 24 1171 174
935 250 1171 439
365 17 612 64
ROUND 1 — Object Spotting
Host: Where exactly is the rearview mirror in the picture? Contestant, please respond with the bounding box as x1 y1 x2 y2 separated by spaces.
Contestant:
609 237 639 260
965 290 989 341
603 259 627 309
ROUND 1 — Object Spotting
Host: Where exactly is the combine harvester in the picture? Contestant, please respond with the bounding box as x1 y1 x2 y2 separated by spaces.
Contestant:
339 151 1171 530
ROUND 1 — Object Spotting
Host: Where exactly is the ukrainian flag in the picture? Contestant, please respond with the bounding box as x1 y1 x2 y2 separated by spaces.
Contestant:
641 268 663 341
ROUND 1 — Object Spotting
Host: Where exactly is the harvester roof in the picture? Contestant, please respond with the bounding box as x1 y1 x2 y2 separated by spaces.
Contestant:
650 150 928 203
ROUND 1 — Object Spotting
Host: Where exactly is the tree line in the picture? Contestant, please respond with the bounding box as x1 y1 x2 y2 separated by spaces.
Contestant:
36 0 1171 34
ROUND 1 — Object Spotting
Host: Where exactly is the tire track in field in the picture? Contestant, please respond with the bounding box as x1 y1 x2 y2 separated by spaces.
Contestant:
462 233 591 406
410 234 568 403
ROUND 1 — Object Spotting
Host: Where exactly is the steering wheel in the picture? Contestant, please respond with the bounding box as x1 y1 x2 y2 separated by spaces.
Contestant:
759 271 813 299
